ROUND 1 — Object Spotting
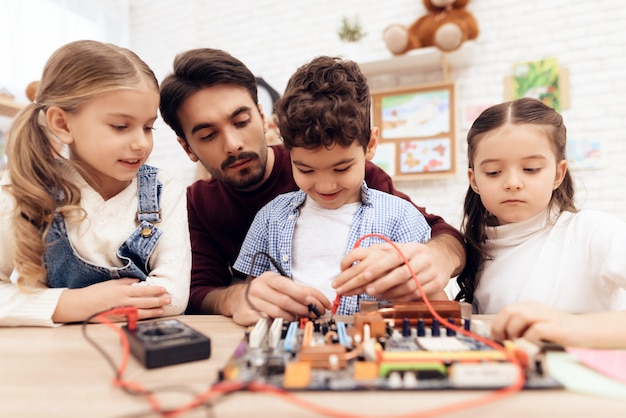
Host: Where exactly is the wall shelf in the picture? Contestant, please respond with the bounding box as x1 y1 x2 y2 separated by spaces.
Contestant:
359 41 475 80
0 96 24 118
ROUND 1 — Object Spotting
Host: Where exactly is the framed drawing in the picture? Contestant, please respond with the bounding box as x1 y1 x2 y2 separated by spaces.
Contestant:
371 81 456 179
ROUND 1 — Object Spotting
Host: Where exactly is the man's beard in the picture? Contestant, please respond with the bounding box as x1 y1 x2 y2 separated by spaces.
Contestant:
206 149 268 191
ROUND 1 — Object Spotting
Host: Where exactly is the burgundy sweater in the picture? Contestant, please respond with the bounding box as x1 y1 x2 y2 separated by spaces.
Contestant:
185 145 462 313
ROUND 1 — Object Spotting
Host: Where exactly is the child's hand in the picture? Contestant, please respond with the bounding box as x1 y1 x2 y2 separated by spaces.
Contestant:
492 301 626 349
333 242 448 301
491 301 565 343
236 271 331 324
490 300 621 349
53 278 171 323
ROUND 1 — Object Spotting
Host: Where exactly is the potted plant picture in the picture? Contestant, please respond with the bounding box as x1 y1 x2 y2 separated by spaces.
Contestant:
338 15 366 61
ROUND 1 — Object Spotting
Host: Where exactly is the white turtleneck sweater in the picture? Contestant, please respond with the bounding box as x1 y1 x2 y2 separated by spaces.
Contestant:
0 167 190 326
474 208 626 314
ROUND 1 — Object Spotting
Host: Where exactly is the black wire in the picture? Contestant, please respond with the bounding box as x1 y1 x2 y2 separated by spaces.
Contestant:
81 309 217 417
118 382 256 418
308 303 322 318
117 387 216 418
251 250 289 276
81 310 126 380
244 251 322 319
244 251 288 315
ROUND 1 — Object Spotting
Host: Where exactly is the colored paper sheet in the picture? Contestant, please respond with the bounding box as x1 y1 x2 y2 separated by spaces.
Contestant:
546 351 626 401
566 348 626 385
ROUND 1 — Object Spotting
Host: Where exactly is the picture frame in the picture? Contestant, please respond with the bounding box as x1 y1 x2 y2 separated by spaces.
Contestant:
503 57 570 111
371 81 456 179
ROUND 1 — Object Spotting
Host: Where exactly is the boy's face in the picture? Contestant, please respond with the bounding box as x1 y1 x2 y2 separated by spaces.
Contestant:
175 84 270 191
290 136 377 209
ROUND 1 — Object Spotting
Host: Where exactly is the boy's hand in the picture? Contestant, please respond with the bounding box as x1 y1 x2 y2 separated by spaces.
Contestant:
235 271 331 325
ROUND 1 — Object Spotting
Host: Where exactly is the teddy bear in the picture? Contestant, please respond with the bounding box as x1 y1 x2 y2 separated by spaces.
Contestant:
25 81 39 102
383 0 479 55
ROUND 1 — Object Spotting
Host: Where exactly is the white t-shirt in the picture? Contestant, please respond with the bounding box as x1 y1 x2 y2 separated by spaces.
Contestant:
291 197 360 302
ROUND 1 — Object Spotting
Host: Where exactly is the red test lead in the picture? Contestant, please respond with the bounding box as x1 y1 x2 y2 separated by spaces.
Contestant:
331 294 341 315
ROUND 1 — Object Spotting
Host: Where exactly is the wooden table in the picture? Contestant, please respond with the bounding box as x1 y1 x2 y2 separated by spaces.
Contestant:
1 315 624 418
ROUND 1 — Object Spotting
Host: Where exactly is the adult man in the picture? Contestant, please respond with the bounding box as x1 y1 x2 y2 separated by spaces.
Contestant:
159 48 465 325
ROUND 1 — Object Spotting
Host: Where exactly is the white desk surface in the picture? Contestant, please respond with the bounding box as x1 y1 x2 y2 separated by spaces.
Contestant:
1 315 624 418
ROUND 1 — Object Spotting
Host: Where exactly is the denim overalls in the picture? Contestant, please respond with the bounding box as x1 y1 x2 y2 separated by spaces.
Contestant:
46 165 163 289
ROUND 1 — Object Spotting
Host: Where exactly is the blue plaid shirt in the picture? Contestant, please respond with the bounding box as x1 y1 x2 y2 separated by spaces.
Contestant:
233 182 431 315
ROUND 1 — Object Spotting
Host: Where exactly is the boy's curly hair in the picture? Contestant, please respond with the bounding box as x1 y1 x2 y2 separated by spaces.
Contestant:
275 56 371 151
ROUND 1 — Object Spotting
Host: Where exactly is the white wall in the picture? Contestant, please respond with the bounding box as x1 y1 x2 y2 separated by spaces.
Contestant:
0 0 130 103
129 0 626 229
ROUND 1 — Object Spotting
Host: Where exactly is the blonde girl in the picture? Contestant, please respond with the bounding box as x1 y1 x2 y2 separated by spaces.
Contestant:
0 40 190 326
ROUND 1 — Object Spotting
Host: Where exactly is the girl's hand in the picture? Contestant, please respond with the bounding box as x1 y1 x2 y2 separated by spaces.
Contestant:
490 301 626 348
491 301 564 342
53 278 171 323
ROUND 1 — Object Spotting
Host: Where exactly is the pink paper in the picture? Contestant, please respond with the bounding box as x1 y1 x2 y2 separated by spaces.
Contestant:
567 347 626 385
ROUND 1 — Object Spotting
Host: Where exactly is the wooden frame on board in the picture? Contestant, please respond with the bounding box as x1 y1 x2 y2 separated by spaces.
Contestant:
371 81 456 179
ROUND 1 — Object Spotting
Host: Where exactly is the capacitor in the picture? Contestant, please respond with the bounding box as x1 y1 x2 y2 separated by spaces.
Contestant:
464 318 471 332
446 317 456 336
402 317 411 337
431 318 440 337
417 318 425 337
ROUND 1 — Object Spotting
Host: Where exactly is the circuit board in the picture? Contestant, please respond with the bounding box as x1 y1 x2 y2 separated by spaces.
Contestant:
218 301 562 391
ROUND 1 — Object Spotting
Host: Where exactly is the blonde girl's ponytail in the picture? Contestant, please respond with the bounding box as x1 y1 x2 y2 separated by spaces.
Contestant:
4 102 76 288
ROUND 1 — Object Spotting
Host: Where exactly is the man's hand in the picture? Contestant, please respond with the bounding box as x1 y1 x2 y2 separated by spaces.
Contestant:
332 234 463 301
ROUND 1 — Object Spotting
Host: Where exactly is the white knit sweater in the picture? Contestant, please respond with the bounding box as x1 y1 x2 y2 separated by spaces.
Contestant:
0 167 190 326
474 207 626 314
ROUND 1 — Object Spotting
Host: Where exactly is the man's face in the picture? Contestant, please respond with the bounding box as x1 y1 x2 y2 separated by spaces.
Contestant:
176 84 269 190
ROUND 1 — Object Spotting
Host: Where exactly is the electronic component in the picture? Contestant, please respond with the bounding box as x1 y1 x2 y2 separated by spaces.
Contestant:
249 317 269 349
448 362 521 388
218 301 562 390
122 319 211 369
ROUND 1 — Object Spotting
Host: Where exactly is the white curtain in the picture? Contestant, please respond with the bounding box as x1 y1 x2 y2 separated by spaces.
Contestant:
0 0 129 103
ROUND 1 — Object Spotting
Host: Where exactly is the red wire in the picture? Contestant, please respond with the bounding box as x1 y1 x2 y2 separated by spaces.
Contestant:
93 308 162 412
341 233 527 416
94 234 526 417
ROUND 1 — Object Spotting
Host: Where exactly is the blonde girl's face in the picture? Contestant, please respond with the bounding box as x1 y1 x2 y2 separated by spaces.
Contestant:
468 124 567 225
59 85 159 199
